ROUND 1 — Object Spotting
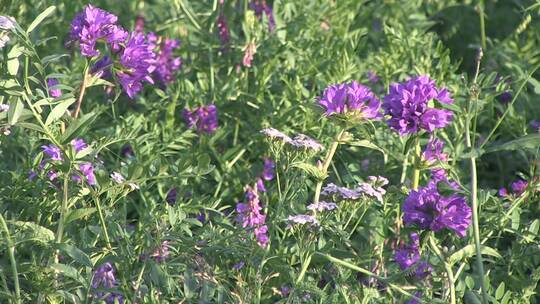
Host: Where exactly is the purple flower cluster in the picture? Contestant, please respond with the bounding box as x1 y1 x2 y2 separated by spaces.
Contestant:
183 104 219 134
216 13 230 46
382 75 453 135
249 0 275 31
322 176 388 202
395 233 432 281
41 144 63 161
403 182 471 237
256 158 275 192
69 5 128 57
422 137 447 165
306 201 337 212
92 262 123 303
147 33 182 85
288 214 319 226
317 80 382 121
499 179 529 197
116 33 157 98
236 184 269 247
47 78 62 98
260 128 324 153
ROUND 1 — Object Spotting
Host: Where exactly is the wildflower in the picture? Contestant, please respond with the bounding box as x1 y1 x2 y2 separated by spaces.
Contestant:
0 16 15 30
116 33 157 98
306 201 337 212
262 158 275 181
41 144 63 161
71 138 88 152
395 233 420 270
92 262 123 304
382 75 454 135
183 104 219 134
422 137 447 164
78 162 97 185
236 184 269 247
287 214 319 226
511 179 528 195
403 181 471 237
147 33 182 85
317 80 381 121
0 104 9 112
69 5 128 57
233 261 245 270
242 41 257 67
29 170 37 181
216 13 230 46
367 71 379 84
322 183 361 200
497 91 512 104
121 144 134 158
48 170 58 181
414 261 432 279
256 178 267 192
91 55 113 79
249 0 275 30
110 172 125 183
134 15 145 32
530 120 540 132
166 188 177 205
498 187 508 197
150 241 170 263
290 134 324 152
47 78 62 98
260 128 292 143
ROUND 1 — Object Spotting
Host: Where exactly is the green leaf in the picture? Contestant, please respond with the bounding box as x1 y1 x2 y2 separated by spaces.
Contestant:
45 98 75 125
50 263 86 285
347 139 386 155
464 291 482 304
448 244 502 265
65 207 96 224
291 162 326 180
62 112 97 143
11 221 54 244
27 6 56 34
7 98 24 125
57 243 93 268
485 134 540 153
7 45 23 76
495 282 505 300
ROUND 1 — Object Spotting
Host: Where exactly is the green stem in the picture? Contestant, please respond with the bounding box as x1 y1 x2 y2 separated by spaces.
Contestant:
466 49 489 303
478 0 487 51
412 137 421 190
429 236 456 304
55 177 70 244
73 65 89 119
0 214 21 304
94 195 112 249
313 129 345 205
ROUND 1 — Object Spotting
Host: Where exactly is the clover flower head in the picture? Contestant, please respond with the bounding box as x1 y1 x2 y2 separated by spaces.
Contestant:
306 201 337 212
183 104 218 134
318 80 381 121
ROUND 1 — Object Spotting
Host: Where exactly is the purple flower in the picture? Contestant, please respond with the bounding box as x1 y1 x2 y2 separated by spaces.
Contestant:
183 104 218 134
47 170 58 181
414 261 432 279
395 233 420 270
367 71 379 84
382 75 454 135
288 214 319 226
71 138 88 152
0 16 15 30
498 187 508 197
41 144 63 161
134 15 145 33
236 184 269 247
497 91 512 104
306 201 337 212
260 128 292 143
47 78 62 98
92 262 123 304
116 33 157 98
216 13 230 46
166 188 177 205
262 158 275 181
121 144 134 158
406 292 423 304
249 0 275 30
233 261 245 270
91 55 113 79
511 180 528 195
403 181 471 237
148 33 182 85
290 134 324 152
317 80 382 121
422 137 447 164
69 5 128 57
256 178 267 192
78 162 97 186
150 241 170 263
530 120 540 132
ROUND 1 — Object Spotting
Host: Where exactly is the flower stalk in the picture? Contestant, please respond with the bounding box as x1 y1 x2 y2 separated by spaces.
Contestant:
313 128 345 205
73 64 89 119
0 213 21 304
429 236 456 304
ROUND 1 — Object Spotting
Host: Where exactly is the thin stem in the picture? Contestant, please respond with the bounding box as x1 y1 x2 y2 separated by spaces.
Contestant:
73 65 89 119
429 236 456 304
313 129 345 205
94 195 112 249
412 137 421 190
0 214 21 304
466 48 489 304
478 0 487 51
55 177 70 244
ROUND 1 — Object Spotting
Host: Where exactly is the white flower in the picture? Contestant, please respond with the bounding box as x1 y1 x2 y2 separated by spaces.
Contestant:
110 171 126 183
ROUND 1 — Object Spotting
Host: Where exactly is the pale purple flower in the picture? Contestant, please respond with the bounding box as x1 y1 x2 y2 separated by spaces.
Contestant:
422 137 447 164
233 261 245 270
0 104 9 112
148 33 182 85
260 128 292 143
322 183 361 200
78 162 97 185
290 134 324 152
262 158 275 181
254 225 269 246
288 214 319 226
116 33 157 98
183 104 218 134
382 75 454 135
498 187 508 197
236 184 268 247
403 181 471 237
69 5 128 57
71 138 88 152
110 172 125 183
41 144 63 161
92 262 123 304
47 170 58 181
307 201 337 212
318 80 382 120
47 78 62 98
256 178 267 193
0 16 15 30
367 71 379 83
